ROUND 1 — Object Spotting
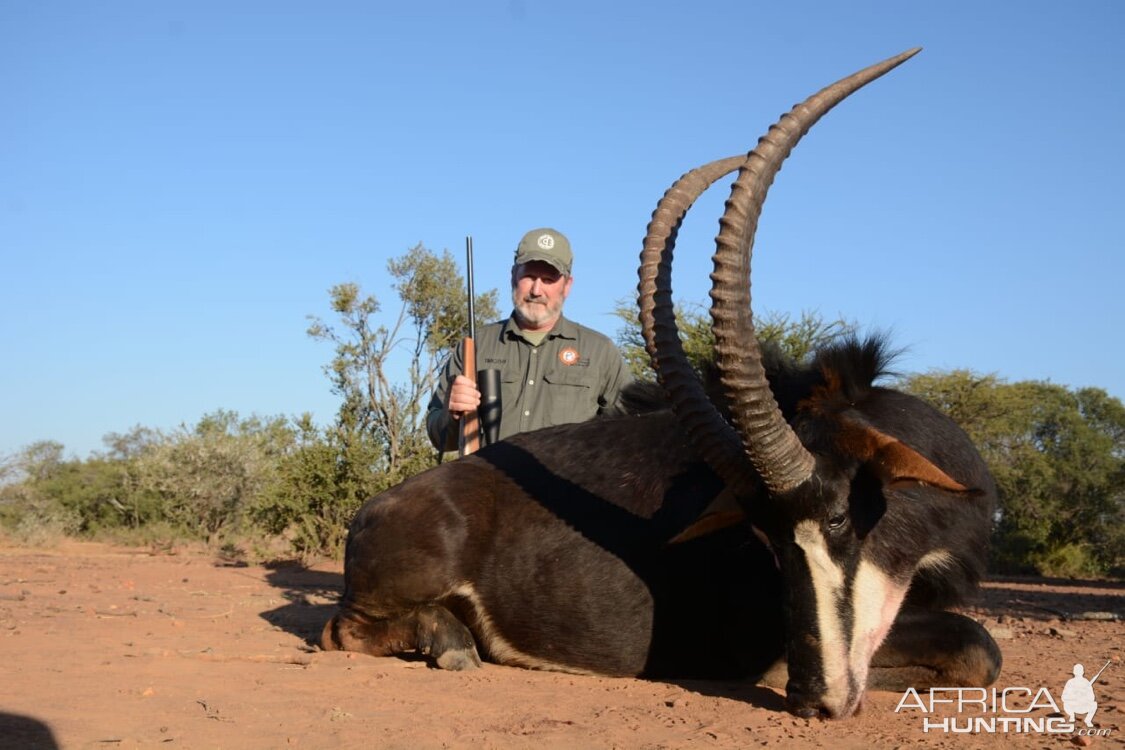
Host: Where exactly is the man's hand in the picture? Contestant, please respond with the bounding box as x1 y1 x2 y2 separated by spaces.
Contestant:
447 374 482 419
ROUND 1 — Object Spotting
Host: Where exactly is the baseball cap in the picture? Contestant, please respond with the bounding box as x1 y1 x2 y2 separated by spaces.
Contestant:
514 228 573 275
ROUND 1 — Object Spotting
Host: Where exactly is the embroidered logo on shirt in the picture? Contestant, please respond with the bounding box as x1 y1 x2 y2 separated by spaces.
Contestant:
558 347 580 366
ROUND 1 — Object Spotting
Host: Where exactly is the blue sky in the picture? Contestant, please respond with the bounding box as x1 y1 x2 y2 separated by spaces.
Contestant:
3 1 1123 460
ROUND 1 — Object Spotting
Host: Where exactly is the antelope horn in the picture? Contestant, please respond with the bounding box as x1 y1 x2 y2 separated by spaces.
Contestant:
711 48 921 494
638 154 755 491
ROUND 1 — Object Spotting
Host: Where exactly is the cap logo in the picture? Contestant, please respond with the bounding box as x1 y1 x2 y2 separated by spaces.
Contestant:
537 234 555 250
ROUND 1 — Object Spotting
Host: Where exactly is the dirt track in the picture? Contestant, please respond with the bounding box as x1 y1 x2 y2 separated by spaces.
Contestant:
0 541 1121 749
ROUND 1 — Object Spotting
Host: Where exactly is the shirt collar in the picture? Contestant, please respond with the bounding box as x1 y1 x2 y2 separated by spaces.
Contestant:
501 313 578 342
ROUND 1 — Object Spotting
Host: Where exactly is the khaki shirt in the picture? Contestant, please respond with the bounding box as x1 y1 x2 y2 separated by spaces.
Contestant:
426 315 632 451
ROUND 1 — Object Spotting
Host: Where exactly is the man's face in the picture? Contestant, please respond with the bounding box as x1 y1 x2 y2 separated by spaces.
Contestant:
511 261 573 330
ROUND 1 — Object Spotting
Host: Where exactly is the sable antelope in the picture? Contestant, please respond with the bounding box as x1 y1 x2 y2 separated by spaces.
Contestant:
321 48 1001 719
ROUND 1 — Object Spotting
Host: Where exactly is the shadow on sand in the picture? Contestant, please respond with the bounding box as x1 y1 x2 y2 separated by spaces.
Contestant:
974 577 1124 621
258 562 343 646
0 712 59 750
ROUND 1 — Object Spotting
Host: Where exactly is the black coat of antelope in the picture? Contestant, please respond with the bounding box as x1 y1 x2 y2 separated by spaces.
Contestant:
321 49 1002 719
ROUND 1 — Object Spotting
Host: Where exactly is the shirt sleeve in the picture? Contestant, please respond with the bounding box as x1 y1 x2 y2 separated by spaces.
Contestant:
425 342 465 452
596 335 633 413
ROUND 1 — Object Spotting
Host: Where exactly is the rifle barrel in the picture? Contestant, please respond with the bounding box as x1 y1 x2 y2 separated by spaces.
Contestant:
458 235 481 457
466 236 475 341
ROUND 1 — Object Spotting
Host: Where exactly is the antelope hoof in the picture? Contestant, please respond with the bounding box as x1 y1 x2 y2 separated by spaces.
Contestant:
436 647 483 671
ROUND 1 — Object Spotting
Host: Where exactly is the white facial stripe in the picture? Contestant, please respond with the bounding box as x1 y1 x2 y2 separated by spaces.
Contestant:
849 559 909 692
793 520 845 587
451 583 600 676
793 520 849 708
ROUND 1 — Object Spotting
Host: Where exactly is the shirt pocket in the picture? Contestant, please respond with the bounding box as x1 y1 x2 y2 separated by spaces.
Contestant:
490 373 520 440
541 369 597 427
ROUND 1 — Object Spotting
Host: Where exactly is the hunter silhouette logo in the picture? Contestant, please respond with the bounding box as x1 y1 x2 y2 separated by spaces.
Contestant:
895 657 1114 736
1062 661 1110 728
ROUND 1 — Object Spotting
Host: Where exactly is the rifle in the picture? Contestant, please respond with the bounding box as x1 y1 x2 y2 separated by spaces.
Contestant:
1089 659 1112 685
458 237 481 456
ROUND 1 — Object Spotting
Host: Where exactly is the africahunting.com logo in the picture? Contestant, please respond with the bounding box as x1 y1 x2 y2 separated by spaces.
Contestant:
895 659 1114 737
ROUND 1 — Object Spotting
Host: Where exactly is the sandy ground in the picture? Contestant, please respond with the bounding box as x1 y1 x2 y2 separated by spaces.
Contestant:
0 541 1121 750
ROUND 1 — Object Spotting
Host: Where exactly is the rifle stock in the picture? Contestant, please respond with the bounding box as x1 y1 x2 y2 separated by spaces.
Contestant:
459 339 481 455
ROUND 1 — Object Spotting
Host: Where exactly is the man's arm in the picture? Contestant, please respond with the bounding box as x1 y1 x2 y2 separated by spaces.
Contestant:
426 343 484 452
426 346 463 452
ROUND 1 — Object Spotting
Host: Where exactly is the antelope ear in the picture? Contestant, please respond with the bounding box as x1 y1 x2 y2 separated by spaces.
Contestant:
668 489 746 544
840 421 969 493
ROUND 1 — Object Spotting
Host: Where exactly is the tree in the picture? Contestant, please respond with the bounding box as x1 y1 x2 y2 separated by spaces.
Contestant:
16 441 66 483
132 410 293 541
252 244 500 556
614 300 858 381
0 441 83 541
306 244 498 484
0 439 148 539
99 425 162 461
252 413 380 558
902 372 1125 577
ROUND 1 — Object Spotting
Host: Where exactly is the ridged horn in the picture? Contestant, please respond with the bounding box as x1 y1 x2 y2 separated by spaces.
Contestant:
638 154 753 490
710 48 921 494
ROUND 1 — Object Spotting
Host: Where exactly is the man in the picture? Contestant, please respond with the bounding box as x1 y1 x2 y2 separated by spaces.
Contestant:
1062 663 1099 728
426 227 632 452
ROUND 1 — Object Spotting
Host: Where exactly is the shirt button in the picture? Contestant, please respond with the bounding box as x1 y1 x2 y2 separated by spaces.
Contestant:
527 379 534 385
524 410 531 416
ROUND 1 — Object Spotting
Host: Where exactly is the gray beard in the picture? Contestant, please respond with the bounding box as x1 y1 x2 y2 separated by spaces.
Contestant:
512 289 561 329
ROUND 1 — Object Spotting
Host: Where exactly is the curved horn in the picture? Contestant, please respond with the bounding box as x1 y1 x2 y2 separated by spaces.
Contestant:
638 154 755 489
711 48 921 493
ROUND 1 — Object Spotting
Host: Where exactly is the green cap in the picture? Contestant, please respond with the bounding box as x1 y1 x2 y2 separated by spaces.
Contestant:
514 228 573 275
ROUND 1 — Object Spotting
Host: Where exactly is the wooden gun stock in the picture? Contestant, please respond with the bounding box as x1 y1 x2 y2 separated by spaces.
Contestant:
459 338 481 456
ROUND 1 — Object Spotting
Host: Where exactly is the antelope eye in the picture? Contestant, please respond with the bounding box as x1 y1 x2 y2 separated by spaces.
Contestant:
827 513 849 531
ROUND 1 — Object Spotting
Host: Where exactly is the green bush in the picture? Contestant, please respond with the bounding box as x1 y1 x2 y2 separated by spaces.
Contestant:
1034 543 1104 579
